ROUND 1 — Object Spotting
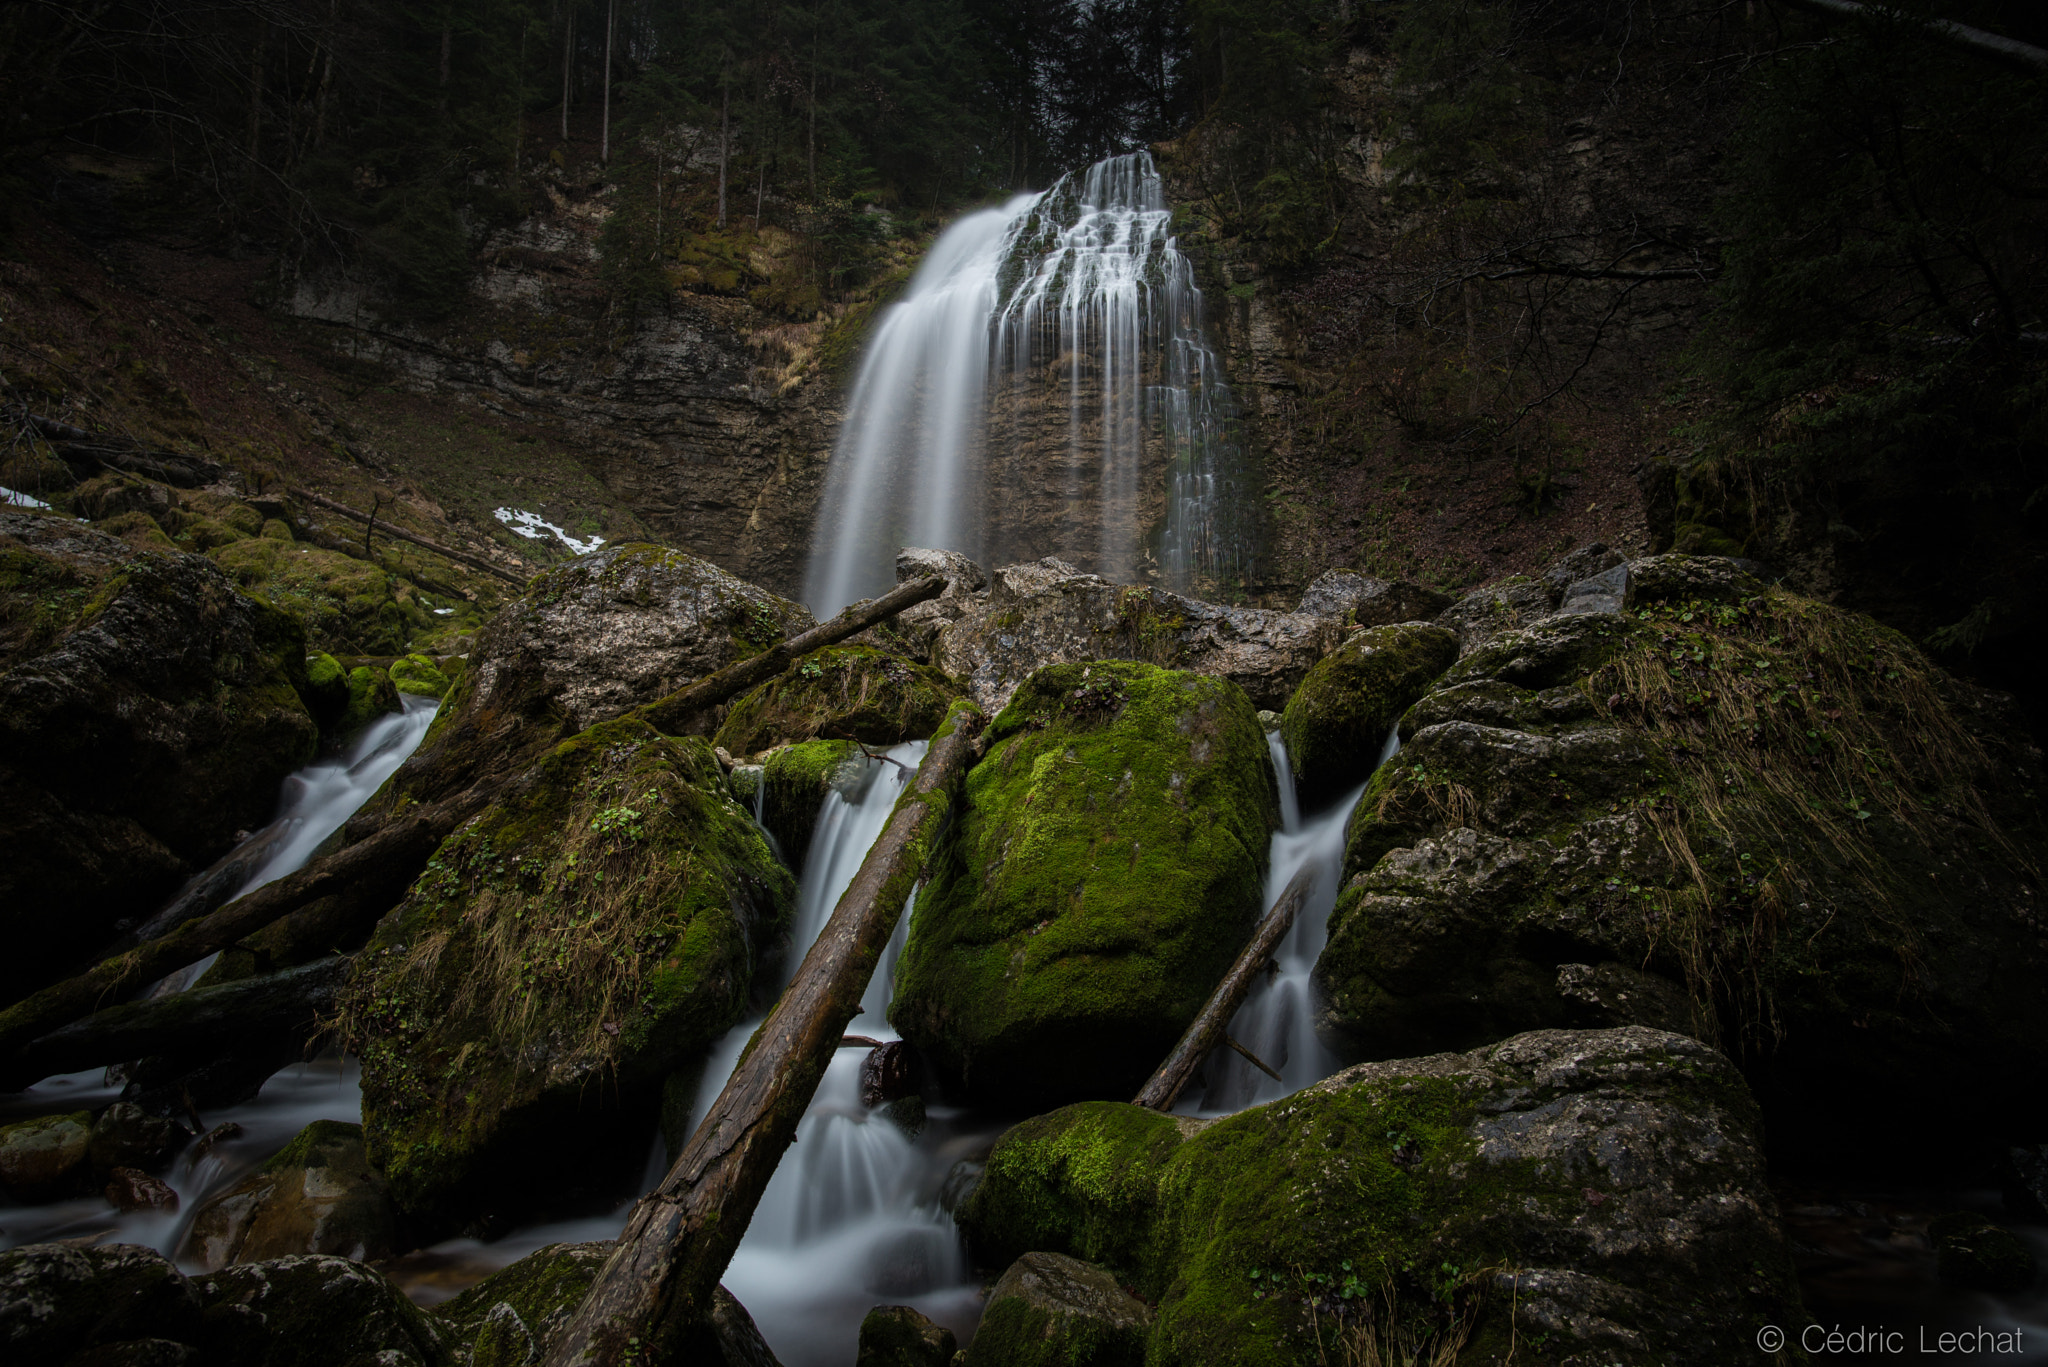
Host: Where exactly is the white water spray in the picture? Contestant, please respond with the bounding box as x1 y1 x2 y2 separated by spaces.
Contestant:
805 152 1245 614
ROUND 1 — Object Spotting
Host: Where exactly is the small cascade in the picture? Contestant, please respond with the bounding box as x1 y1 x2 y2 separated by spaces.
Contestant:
0 701 438 1255
1175 726 1402 1115
805 151 1247 614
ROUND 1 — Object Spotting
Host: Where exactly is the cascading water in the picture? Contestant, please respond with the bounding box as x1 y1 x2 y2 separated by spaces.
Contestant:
804 152 1247 614
1174 726 1402 1115
0 699 438 1255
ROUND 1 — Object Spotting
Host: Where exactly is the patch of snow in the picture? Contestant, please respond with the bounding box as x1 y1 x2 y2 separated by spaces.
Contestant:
433 607 456 615
494 506 605 555
1 486 52 509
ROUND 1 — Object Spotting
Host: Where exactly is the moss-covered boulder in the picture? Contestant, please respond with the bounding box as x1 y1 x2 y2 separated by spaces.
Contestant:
211 537 417 656
302 652 351 732
357 543 812 836
388 652 452 700
433 1242 782 1367
1316 552 2048 1165
962 1253 1150 1367
1294 570 1452 626
714 645 955 756
342 716 795 1229
0 510 318 1002
192 1255 453 1366
0 1244 210 1363
341 663 402 735
1278 622 1457 807
890 660 1274 1109
1929 1212 2036 1292
0 1111 92 1199
958 1027 1802 1366
180 1120 401 1269
94 509 177 551
858 1304 957 1367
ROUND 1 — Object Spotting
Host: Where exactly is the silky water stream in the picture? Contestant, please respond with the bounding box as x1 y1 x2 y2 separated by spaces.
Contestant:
0 695 438 1255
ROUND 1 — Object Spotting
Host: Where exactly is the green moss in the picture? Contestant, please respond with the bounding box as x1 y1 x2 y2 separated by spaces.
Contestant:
389 652 452 700
342 664 402 735
340 716 795 1225
964 1102 1188 1274
1279 622 1458 807
434 1240 610 1357
211 538 413 655
714 644 955 755
968 1290 1145 1367
260 518 295 542
176 516 248 552
93 510 176 551
760 738 863 870
891 662 1275 1108
259 1119 364 1173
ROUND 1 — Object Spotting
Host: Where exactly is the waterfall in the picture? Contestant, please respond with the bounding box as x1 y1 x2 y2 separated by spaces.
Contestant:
804 152 1247 614
1174 725 1403 1115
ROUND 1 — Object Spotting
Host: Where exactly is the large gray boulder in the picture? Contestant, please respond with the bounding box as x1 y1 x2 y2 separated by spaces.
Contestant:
957 1026 1803 1366
933 557 1336 712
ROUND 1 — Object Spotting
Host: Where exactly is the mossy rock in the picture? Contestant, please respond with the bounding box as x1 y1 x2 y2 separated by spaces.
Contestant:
0 1110 93 1198
714 644 956 755
177 515 250 553
890 660 1275 1110
857 1304 957 1367
343 716 795 1229
958 1027 1802 1366
192 1255 453 1366
94 510 176 551
341 664 402 736
302 652 350 733
180 1120 401 1268
1278 622 1457 808
183 491 264 539
1314 564 2048 1167
962 1253 1149 1367
210 537 413 656
1929 1212 2037 1292
388 652 452 700
0 512 317 1002
260 518 294 542
760 737 865 870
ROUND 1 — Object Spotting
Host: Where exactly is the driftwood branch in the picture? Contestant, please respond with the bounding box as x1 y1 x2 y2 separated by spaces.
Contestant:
1 957 348 1090
1134 865 1316 1111
291 488 526 585
1222 1033 1282 1082
0 777 505 1056
635 575 946 737
541 701 986 1367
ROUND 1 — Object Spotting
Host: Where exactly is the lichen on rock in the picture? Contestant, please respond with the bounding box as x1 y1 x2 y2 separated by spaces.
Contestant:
890 659 1274 1109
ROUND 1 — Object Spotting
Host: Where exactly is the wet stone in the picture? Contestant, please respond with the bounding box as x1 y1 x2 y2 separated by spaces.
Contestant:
857 1303 957 1367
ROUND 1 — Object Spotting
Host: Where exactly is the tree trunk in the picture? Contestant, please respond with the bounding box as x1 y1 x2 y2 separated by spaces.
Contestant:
0 780 504 1057
540 702 987 1367
1133 865 1315 1111
716 83 729 229
634 573 945 736
600 0 615 163
290 488 526 584
561 3 573 142
2 957 348 1089
246 19 269 165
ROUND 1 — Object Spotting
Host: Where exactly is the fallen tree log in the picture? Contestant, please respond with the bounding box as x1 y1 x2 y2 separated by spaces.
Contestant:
291 488 528 585
541 700 986 1367
0 777 505 1055
635 574 946 736
1133 864 1316 1111
99 824 295 960
1 957 348 1090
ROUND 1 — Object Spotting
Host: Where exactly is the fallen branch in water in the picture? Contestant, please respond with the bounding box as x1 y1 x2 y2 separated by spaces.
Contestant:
1134 865 1316 1111
541 701 985 1367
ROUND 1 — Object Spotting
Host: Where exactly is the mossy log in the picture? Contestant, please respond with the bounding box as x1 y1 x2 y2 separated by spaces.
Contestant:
1 957 346 1089
1133 865 1313 1111
540 700 986 1367
0 779 502 1056
634 574 945 736
292 488 527 585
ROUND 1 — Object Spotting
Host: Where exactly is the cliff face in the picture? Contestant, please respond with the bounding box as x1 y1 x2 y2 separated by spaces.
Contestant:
277 203 859 602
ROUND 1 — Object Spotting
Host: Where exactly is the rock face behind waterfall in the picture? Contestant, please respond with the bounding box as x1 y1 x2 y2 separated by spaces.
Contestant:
357 542 813 827
932 556 1338 713
0 509 319 1001
342 716 794 1228
957 1026 1800 1366
1316 551 2048 1163
890 660 1275 1110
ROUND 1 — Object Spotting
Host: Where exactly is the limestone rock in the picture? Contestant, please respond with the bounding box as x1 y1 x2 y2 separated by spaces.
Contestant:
102 1168 178 1214
180 1121 400 1268
1277 621 1457 807
0 1243 208 1364
87 1103 187 1175
933 558 1336 713
0 510 319 1001
193 1255 452 1367
896 547 988 596
348 717 794 1229
891 660 1275 1110
1294 570 1451 626
1928 1212 2035 1292
0 1111 92 1199
1431 574 1556 653
1319 549 2048 1163
361 543 813 825
958 1027 1801 1366
961 1253 1149 1367
857 1304 957 1367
